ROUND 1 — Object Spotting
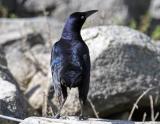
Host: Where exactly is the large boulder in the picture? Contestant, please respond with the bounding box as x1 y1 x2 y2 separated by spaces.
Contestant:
0 47 31 124
83 26 159 118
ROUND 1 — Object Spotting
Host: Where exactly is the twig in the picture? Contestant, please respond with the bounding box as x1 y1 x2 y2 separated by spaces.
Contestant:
142 112 147 122
128 88 153 120
87 97 99 118
0 114 22 122
149 95 154 121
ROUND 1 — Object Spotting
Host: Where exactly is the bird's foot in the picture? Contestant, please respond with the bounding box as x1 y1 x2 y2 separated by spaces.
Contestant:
52 113 60 119
60 116 70 120
79 115 88 120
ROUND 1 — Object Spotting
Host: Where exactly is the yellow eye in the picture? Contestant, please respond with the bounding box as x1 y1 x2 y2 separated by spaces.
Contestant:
81 16 85 19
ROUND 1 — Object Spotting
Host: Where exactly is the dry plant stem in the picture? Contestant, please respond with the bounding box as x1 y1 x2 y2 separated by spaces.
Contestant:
142 112 147 122
0 114 22 122
149 95 154 121
154 93 159 105
42 91 48 117
154 112 159 121
128 88 153 121
149 95 159 121
87 97 99 118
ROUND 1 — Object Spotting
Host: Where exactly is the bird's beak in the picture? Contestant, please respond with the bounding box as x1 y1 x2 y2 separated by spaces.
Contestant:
84 10 98 18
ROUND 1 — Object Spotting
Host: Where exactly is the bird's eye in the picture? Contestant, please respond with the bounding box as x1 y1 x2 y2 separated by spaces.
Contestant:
81 16 85 19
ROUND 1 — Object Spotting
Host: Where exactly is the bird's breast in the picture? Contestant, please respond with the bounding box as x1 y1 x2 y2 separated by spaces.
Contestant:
60 63 82 88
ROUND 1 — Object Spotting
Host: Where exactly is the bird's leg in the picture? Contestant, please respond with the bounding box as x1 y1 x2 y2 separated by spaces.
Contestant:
55 85 67 119
47 86 57 116
78 86 89 120
79 98 86 120
55 95 66 118
48 85 54 101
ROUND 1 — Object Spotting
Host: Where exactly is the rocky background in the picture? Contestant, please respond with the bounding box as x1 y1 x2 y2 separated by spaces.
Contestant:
1 0 160 123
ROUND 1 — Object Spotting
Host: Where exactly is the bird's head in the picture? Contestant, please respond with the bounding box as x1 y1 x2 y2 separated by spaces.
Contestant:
68 10 98 29
62 10 98 39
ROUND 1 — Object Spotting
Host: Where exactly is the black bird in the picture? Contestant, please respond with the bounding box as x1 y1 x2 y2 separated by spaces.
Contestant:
50 10 98 119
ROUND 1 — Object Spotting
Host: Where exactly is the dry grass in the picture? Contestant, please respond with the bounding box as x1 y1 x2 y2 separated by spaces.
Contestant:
128 87 160 121
128 88 153 121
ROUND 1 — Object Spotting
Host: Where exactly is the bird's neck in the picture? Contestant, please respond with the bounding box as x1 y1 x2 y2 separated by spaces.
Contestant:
62 22 82 40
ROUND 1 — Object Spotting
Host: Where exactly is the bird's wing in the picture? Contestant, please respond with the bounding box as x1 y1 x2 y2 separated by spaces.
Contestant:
78 42 90 73
78 43 90 102
82 53 90 73
50 42 57 67
50 42 61 70
50 42 62 97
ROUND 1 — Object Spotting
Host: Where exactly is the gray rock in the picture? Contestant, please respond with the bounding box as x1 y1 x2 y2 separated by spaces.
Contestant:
149 0 160 19
24 45 50 109
0 17 63 45
83 26 158 117
0 47 31 124
5 44 37 89
0 78 24 124
154 41 160 47
0 18 61 110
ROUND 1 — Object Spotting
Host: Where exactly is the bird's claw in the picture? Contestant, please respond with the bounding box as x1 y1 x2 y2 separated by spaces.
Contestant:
52 113 60 119
79 115 88 120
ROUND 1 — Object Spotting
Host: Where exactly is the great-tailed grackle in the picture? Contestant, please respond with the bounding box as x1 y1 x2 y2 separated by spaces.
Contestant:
50 10 98 119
